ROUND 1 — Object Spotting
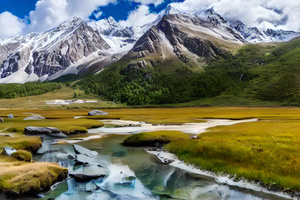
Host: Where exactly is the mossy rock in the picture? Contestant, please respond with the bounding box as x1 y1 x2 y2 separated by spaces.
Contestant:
11 150 32 162
123 131 190 147
0 161 68 197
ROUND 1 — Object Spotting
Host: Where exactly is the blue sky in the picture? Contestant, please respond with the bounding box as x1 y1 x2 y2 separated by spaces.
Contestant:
0 0 37 18
0 0 299 39
0 0 183 22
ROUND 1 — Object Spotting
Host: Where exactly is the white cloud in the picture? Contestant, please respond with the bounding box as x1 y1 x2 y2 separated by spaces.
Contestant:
171 0 300 32
131 0 164 6
0 12 24 38
119 5 158 27
25 0 117 33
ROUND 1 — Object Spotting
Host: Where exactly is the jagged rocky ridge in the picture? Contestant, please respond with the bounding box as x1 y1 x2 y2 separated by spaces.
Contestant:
0 17 110 83
0 6 299 83
121 11 244 72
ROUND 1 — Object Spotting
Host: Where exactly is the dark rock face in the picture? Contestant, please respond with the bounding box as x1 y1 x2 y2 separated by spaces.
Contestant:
88 110 109 116
69 173 106 182
124 13 241 67
69 165 109 182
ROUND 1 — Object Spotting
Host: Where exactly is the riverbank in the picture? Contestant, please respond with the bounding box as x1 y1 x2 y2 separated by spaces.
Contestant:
0 134 68 197
0 107 299 198
119 118 300 198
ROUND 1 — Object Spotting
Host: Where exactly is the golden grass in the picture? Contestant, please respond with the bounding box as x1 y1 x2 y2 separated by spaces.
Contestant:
11 150 32 162
1 107 300 193
0 115 103 135
89 107 300 124
0 135 42 153
0 156 68 196
166 120 300 192
0 86 122 109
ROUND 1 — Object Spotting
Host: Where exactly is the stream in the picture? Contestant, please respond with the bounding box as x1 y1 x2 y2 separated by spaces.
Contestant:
17 120 294 200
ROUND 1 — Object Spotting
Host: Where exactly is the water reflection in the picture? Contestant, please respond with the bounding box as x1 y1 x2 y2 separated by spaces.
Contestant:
29 135 292 200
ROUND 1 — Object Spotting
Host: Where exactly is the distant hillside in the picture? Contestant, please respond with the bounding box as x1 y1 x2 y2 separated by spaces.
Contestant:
77 37 300 106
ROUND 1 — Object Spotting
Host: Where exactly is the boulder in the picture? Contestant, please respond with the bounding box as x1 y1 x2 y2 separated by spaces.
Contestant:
23 115 45 120
7 114 14 118
69 173 106 182
88 110 109 116
75 154 95 165
55 153 75 160
73 144 98 158
24 127 67 138
0 118 4 122
1 147 17 156
70 165 109 182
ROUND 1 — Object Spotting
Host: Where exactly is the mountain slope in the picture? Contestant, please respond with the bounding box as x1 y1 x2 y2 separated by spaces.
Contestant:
0 17 110 83
121 12 244 75
77 28 300 106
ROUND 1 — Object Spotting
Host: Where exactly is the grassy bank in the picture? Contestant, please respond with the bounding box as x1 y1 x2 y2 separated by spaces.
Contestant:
89 107 300 124
0 110 104 135
0 156 68 197
1 107 300 194
165 120 300 192
0 134 42 153
0 134 68 197
123 131 190 147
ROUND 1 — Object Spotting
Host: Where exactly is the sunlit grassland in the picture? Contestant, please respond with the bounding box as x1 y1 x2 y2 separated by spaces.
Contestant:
166 120 300 191
0 86 122 109
0 116 103 134
1 107 300 193
1 107 300 133
89 107 300 124
0 109 104 135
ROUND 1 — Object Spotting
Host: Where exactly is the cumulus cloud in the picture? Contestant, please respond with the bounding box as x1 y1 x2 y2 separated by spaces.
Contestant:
131 0 164 6
119 5 158 27
0 12 24 38
171 0 300 31
25 0 117 33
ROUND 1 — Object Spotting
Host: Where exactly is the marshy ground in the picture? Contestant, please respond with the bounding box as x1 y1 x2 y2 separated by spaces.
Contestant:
0 107 299 197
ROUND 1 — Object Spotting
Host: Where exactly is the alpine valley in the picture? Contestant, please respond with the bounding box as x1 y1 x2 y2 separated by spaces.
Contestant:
0 5 300 106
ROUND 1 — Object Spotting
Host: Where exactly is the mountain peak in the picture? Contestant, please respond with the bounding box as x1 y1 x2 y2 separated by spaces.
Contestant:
107 16 117 25
54 16 85 31
205 7 216 15
164 5 180 15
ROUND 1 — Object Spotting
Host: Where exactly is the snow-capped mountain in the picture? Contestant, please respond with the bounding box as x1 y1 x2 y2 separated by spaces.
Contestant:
87 5 182 51
121 12 244 74
1 5 300 83
88 17 136 50
0 17 110 83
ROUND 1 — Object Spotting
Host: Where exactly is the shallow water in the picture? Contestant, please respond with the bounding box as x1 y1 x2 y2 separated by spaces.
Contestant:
19 133 290 200
9 119 293 200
